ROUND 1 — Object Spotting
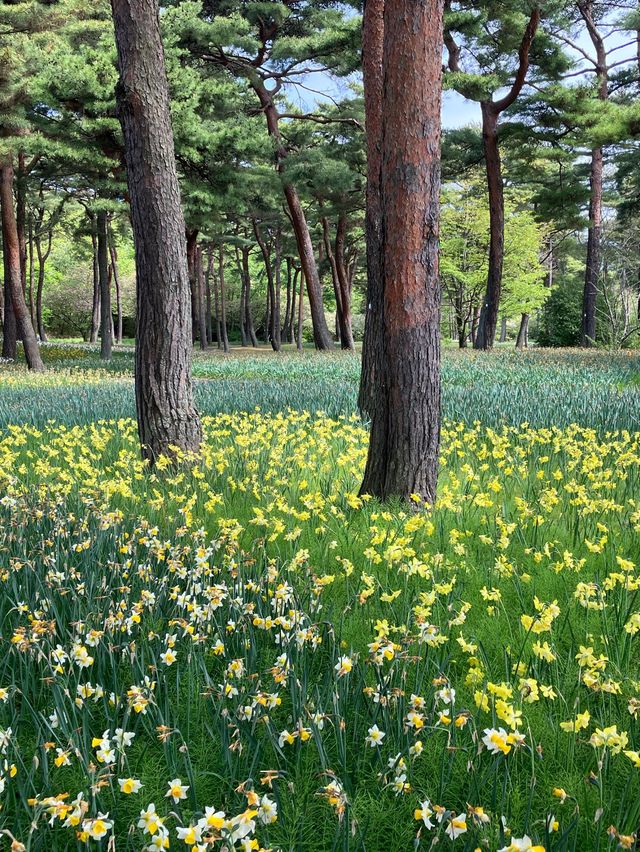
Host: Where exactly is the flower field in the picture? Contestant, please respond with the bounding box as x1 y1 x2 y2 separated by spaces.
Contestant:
1 348 640 850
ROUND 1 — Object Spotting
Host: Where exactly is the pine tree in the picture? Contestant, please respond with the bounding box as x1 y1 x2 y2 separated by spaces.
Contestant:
165 2 361 350
111 0 202 462
443 1 568 349
360 0 444 503
0 0 51 368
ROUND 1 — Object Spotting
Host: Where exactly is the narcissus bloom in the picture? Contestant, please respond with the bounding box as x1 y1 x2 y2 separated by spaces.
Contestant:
414 799 434 828
499 838 545 852
482 727 512 755
118 778 143 794
365 725 385 747
166 778 189 803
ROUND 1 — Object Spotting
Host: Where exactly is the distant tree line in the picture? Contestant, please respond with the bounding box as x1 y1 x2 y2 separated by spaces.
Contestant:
1 0 639 370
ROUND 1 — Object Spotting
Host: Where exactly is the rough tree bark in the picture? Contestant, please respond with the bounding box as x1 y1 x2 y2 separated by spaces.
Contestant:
16 152 27 299
0 155 44 370
473 9 540 350
2 240 17 359
579 0 607 347
359 0 444 503
358 0 385 416
97 209 112 360
111 0 201 462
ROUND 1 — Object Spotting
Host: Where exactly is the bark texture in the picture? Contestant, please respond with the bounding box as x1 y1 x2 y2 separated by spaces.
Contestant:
360 0 444 503
579 1 607 347
0 156 44 370
2 239 17 359
358 0 385 414
111 0 201 462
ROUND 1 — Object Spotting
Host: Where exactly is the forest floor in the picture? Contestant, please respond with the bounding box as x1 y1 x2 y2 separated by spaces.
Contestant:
0 344 639 850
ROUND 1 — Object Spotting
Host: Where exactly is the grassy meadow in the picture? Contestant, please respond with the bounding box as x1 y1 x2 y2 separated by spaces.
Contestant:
0 344 639 851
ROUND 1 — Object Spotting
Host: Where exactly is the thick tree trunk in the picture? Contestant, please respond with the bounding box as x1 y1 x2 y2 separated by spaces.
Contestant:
111 0 201 462
218 245 229 353
579 1 607 348
516 312 529 348
581 146 602 346
16 152 27 299
2 241 17 359
0 156 44 370
359 0 385 415
475 104 503 350
97 209 112 360
108 234 123 343
360 0 444 503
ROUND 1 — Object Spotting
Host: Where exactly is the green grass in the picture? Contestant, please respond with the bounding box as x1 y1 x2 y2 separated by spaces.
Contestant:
2 343 640 431
0 346 639 850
